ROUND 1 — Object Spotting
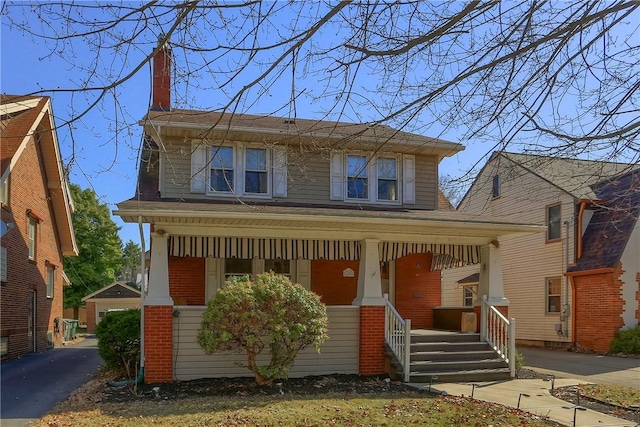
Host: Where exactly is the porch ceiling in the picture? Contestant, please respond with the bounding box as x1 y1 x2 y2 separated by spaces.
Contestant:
114 200 544 245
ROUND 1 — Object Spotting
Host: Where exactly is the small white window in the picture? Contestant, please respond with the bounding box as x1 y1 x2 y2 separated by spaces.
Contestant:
492 175 500 198
463 285 477 307
28 217 37 260
46 265 55 298
547 204 561 241
546 277 561 313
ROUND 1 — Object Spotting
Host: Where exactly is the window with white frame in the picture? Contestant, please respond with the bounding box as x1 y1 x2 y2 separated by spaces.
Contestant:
332 152 411 204
546 277 561 313
209 146 234 193
347 155 368 200
377 157 398 201
463 285 477 307
46 264 55 298
546 203 561 241
28 217 37 260
191 141 287 198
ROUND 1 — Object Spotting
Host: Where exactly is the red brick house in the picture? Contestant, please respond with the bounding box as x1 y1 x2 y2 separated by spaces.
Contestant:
114 45 543 383
0 95 78 360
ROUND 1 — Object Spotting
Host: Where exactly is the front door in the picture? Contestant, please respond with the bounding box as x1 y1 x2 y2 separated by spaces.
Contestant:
28 290 36 352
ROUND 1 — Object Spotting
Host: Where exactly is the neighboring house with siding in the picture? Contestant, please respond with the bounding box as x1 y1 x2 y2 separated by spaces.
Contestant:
114 45 542 383
448 152 638 351
0 94 78 360
82 282 141 333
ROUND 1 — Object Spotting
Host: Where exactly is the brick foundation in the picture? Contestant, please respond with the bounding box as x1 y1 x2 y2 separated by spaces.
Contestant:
144 305 174 383
359 306 385 376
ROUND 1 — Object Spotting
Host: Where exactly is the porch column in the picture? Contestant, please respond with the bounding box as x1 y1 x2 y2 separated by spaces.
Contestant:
352 239 384 306
477 241 508 306
474 242 509 329
144 230 174 383
353 239 385 376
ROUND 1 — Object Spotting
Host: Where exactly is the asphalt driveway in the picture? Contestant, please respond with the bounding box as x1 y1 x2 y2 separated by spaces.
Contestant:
519 346 640 389
1 337 103 427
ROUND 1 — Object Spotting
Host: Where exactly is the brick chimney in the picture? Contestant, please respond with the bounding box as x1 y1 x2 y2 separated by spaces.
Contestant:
152 41 171 111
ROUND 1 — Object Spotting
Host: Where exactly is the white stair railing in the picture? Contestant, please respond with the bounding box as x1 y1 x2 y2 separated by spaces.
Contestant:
383 294 411 382
480 295 516 378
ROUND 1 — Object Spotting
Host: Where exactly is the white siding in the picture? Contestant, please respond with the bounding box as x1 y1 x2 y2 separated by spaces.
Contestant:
458 158 576 344
441 264 479 307
172 305 359 381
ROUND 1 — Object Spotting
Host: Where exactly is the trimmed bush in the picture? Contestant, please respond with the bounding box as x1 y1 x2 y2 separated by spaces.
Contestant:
610 326 640 355
197 273 328 384
95 309 141 376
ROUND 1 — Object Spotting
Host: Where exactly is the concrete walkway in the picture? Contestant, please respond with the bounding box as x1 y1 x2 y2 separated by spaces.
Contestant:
519 347 640 390
409 348 639 426
418 379 633 427
1 337 102 427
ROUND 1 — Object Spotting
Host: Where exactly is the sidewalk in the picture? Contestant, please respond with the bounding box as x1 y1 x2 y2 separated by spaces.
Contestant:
409 378 633 427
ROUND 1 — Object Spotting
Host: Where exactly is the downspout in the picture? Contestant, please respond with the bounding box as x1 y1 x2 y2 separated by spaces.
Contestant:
576 200 588 260
563 220 571 338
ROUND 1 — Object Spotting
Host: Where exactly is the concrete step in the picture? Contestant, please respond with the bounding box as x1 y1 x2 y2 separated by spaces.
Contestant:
411 358 508 372
411 341 490 353
411 332 480 344
411 350 497 362
408 368 512 383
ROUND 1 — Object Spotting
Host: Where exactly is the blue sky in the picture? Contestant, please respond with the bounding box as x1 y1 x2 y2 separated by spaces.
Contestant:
0 7 489 247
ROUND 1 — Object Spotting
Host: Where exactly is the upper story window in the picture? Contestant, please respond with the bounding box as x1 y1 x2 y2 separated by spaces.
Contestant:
210 146 234 193
492 174 500 198
377 157 398 201
245 148 268 194
347 155 368 200
191 141 287 198
333 152 412 204
546 203 561 241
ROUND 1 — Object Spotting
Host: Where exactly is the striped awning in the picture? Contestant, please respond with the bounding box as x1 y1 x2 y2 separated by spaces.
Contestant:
168 236 361 260
168 237 480 267
378 242 481 269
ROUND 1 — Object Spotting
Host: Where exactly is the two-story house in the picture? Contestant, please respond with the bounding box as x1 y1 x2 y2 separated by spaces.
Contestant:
114 45 542 383
450 152 638 352
0 95 78 360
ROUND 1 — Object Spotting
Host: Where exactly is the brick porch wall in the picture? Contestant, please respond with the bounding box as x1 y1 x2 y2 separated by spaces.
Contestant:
395 253 440 329
168 256 205 305
144 305 174 383
311 260 359 305
359 306 385 375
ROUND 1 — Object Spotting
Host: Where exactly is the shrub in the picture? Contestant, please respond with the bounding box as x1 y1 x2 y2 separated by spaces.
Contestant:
197 273 329 384
95 309 141 376
610 326 640 355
